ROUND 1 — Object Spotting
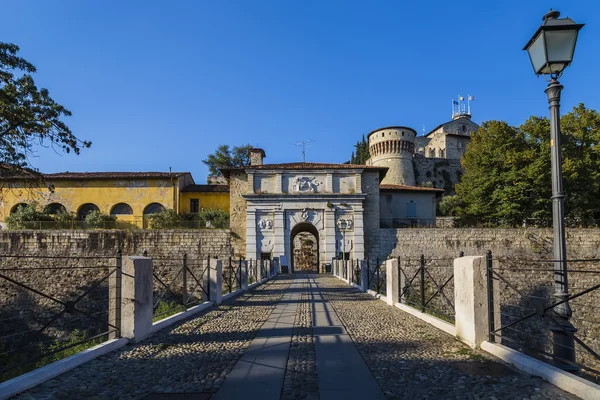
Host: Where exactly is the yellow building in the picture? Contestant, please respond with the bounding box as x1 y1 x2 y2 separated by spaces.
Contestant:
0 171 230 228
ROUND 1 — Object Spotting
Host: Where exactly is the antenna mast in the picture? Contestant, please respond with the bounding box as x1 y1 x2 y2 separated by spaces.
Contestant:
294 139 314 162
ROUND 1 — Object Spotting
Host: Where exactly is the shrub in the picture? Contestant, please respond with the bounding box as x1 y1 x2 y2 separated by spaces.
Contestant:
197 208 229 228
148 209 181 229
84 210 116 229
5 204 53 229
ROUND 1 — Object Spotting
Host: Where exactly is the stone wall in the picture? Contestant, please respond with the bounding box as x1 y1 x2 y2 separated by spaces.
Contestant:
0 229 232 259
413 156 463 194
228 171 249 257
380 228 600 375
361 171 380 260
0 229 232 378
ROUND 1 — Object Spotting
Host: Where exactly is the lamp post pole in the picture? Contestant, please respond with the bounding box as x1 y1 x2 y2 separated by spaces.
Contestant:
524 9 584 372
546 79 578 371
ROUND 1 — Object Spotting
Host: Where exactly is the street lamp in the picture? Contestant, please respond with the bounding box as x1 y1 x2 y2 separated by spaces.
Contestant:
338 218 349 279
524 9 584 372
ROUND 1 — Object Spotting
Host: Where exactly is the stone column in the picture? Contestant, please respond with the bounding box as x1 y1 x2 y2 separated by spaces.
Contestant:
353 205 365 261
120 256 153 343
386 258 400 306
454 256 488 348
245 210 257 261
273 210 285 260
210 259 223 306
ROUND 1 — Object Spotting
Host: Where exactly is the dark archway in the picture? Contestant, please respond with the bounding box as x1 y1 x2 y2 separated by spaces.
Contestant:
44 203 67 215
290 223 319 273
77 203 100 221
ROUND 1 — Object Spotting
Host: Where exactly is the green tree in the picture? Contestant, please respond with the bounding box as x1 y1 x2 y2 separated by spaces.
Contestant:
350 135 370 164
454 104 600 226
202 144 252 177
0 42 90 176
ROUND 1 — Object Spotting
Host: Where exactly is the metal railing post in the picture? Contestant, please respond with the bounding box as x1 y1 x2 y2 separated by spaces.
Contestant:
420 254 425 312
206 255 211 302
486 250 495 343
182 254 188 307
397 256 402 303
376 257 380 293
109 250 123 339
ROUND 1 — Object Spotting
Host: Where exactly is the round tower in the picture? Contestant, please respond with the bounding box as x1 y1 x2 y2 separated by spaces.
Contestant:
366 126 416 186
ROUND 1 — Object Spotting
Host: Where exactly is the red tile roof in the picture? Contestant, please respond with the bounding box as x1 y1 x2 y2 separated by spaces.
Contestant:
44 172 189 180
181 184 230 193
379 184 444 192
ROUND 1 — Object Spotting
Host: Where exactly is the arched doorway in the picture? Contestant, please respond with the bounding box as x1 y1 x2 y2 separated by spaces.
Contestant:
290 223 319 273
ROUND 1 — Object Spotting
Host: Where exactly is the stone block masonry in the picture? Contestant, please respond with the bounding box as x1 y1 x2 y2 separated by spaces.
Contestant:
0 229 232 259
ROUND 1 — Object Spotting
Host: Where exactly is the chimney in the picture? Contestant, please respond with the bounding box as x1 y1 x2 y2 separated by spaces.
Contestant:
249 148 266 166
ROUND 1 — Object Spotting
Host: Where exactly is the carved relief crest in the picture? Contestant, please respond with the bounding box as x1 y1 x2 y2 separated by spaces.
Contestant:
258 218 273 230
337 217 353 231
301 208 309 221
293 176 318 193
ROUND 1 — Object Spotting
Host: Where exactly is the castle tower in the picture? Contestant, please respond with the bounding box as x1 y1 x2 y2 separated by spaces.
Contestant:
366 126 416 186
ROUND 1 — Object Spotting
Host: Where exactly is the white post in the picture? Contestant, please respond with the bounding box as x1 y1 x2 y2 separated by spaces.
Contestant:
454 256 488 348
121 256 153 343
241 260 248 290
360 260 368 292
210 258 223 305
386 258 400 306
346 260 352 285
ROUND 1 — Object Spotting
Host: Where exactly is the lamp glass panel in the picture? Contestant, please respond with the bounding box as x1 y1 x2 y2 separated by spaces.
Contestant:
527 32 547 74
545 29 577 63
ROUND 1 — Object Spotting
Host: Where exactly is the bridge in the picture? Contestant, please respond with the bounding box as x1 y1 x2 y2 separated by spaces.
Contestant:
3 260 580 400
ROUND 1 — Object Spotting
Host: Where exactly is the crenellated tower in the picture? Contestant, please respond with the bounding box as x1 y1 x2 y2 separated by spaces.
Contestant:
366 126 416 186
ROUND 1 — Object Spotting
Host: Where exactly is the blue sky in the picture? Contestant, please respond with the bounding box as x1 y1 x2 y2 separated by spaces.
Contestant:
2 0 599 183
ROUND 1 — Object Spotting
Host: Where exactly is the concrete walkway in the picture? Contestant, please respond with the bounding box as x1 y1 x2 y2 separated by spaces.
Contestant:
213 274 385 400
212 278 301 400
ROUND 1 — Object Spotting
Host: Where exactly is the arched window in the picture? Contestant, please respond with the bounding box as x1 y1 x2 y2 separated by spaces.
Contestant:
10 203 29 214
143 203 165 215
78 203 100 220
111 203 133 215
44 203 67 215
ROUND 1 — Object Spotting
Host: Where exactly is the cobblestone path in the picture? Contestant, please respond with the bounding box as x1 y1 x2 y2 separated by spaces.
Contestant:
15 277 293 400
315 275 578 400
12 274 581 400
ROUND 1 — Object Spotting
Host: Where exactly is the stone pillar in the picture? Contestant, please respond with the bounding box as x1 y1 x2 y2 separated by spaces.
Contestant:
210 258 223 306
274 210 285 260
275 172 282 193
346 260 353 285
386 258 400 306
353 206 365 261
454 256 488 348
360 260 368 292
325 170 333 192
355 173 362 193
247 171 255 193
121 256 153 343
241 260 248 290
245 210 257 261
325 209 336 266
